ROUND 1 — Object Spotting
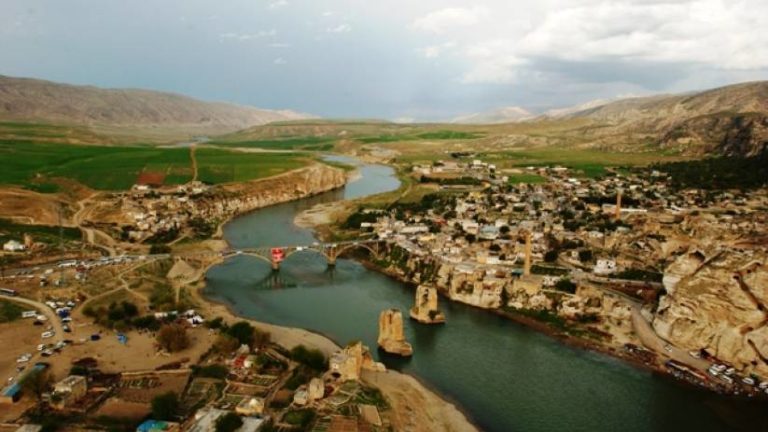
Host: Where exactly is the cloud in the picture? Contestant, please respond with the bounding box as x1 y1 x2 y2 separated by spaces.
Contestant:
269 42 292 48
326 23 351 33
273 57 287 65
414 0 768 86
419 42 456 59
219 30 276 41
412 7 487 34
322 11 334 17
268 0 288 9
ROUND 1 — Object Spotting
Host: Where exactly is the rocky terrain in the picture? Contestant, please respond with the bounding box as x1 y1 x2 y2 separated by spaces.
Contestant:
654 249 768 375
0 75 312 135
565 81 768 156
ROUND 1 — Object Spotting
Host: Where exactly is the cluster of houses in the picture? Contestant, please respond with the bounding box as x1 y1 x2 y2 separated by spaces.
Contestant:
356 161 767 323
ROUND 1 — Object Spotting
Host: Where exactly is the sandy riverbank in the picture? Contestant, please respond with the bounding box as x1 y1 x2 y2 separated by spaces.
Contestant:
183 263 478 432
293 201 350 229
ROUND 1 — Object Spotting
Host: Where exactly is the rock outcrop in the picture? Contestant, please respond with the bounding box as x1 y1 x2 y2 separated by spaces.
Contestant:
653 249 768 375
409 285 445 324
329 341 385 381
215 163 347 218
378 309 413 357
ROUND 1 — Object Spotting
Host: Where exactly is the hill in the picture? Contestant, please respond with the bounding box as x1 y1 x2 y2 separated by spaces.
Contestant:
563 81 768 156
451 106 534 124
0 75 313 139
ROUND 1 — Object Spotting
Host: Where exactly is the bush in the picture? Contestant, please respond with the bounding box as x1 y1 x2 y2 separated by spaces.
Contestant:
290 345 327 371
156 324 190 352
215 413 243 432
214 334 240 354
194 364 229 379
554 279 577 294
578 249 593 262
544 250 559 262
132 315 161 331
226 321 255 347
149 243 172 254
151 392 179 420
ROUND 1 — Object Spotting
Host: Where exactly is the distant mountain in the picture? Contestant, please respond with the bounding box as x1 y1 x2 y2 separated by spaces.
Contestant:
452 106 534 124
540 98 612 118
565 81 768 156
0 75 313 136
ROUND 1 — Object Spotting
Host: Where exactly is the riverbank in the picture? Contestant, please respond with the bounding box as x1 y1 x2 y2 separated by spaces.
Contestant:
184 270 480 432
353 257 749 398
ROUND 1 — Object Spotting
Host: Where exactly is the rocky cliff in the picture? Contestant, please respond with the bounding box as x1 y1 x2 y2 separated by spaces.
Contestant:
654 249 768 375
211 163 347 220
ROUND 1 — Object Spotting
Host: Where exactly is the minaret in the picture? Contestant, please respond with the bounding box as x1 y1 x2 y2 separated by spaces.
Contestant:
615 190 622 220
524 231 532 276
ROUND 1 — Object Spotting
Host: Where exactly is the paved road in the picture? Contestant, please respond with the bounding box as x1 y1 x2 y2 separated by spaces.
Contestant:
630 304 710 372
1 293 64 344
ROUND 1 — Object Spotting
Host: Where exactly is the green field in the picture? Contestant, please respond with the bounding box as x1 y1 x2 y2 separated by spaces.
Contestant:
358 130 484 144
0 140 309 190
194 148 307 183
506 173 547 184
209 136 336 151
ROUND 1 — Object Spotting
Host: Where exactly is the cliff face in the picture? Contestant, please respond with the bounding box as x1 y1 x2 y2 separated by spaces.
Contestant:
654 249 768 374
212 164 347 218
660 113 768 156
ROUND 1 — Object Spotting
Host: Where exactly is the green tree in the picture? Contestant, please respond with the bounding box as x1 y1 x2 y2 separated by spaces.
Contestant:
554 279 577 294
151 392 179 420
21 368 52 400
215 412 243 432
227 321 255 347
157 324 190 352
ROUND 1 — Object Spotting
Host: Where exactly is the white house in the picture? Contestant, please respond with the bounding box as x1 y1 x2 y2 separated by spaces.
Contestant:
594 259 618 275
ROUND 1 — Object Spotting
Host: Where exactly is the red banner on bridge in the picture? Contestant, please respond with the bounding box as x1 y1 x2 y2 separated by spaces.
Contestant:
271 248 285 263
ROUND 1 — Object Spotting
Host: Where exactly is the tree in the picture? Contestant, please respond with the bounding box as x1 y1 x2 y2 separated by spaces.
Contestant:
21 368 52 400
290 345 327 371
215 412 243 432
554 279 577 294
157 324 190 352
151 392 180 420
227 321 255 347
150 244 172 254
544 250 559 263
252 328 271 349
578 249 593 263
214 334 240 354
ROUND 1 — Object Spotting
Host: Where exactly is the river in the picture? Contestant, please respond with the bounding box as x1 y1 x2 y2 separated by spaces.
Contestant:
204 157 766 432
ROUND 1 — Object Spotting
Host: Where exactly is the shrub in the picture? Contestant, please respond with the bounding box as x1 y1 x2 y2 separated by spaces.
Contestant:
156 324 190 352
554 279 577 294
151 392 179 420
215 413 243 432
226 321 255 347
290 345 327 371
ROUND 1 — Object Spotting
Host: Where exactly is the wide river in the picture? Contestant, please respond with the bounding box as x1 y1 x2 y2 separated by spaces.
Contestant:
205 157 766 432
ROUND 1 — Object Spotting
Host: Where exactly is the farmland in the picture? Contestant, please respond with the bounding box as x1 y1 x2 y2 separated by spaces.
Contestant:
0 140 310 190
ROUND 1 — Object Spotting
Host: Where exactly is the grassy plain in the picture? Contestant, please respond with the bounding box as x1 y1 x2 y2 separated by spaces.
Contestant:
0 140 309 190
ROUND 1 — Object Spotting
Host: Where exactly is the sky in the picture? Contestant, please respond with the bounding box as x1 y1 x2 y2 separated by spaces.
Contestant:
1 0 767 121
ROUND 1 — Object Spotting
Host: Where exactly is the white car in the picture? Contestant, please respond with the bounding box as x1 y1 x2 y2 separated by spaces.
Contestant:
41 331 54 339
36 344 46 351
